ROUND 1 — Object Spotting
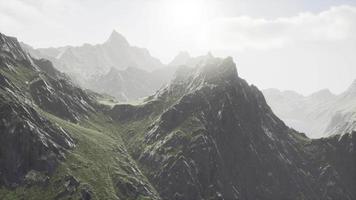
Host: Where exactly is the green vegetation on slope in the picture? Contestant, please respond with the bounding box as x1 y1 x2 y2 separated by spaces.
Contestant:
0 66 159 200
0 110 159 200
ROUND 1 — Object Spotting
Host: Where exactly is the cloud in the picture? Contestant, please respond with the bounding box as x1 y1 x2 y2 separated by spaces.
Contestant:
204 5 356 51
0 0 87 46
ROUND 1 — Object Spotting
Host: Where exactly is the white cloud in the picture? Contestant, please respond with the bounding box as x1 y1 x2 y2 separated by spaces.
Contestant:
204 5 356 51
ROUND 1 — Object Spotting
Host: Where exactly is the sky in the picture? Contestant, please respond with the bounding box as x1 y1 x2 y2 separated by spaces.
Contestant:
0 0 355 95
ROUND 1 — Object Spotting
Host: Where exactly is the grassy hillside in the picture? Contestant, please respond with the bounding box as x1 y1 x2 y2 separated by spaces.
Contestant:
0 109 159 200
0 60 160 200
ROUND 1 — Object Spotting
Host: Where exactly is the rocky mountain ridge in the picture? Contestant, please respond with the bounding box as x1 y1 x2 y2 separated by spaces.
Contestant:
111 56 355 200
0 32 76 187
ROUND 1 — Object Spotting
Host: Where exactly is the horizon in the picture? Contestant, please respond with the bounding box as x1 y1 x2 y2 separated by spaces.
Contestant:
1 0 355 95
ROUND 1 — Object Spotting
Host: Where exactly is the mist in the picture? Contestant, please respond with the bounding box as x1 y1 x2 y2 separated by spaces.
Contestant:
1 0 356 95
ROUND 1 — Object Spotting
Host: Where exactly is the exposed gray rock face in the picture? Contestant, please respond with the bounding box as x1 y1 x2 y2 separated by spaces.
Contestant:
33 58 68 80
3 36 96 123
308 131 356 198
0 98 75 187
114 56 354 200
29 75 95 123
263 83 356 138
1 34 32 63
0 32 76 187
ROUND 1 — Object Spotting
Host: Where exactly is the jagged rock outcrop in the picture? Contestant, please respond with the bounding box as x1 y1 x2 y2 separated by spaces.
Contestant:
0 96 75 187
29 74 95 123
114 56 354 200
33 58 67 79
0 33 33 63
307 131 355 198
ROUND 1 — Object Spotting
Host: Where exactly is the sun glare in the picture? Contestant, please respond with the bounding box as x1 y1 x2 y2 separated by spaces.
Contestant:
160 0 208 28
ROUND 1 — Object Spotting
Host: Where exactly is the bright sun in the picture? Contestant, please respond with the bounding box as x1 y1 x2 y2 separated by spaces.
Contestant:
160 0 208 28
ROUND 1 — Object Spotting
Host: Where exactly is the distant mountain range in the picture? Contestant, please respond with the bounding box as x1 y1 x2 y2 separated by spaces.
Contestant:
263 81 356 138
21 30 166 101
20 30 356 137
21 34 219 102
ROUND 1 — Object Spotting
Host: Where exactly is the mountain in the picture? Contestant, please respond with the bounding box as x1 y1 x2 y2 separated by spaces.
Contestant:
21 32 221 102
263 82 356 138
324 80 356 136
85 52 216 101
2 32 355 200
86 65 176 102
21 30 164 90
46 30 162 74
110 56 355 199
21 31 171 102
0 33 77 187
168 51 215 67
0 32 160 199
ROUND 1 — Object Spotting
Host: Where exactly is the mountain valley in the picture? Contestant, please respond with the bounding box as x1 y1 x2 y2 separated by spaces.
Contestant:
0 32 355 200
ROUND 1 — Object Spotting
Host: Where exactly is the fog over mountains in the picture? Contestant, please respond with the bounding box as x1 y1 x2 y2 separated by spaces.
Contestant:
263 81 356 138
21 31 221 102
0 30 355 200
21 30 356 139
22 30 167 101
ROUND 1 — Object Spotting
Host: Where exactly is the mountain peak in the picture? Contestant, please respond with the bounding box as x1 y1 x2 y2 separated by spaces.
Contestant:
199 56 238 81
106 29 129 46
167 56 238 96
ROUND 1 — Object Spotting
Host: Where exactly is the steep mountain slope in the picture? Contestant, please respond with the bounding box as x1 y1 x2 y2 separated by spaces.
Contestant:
0 32 160 200
111 57 355 199
263 82 356 138
0 33 75 187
